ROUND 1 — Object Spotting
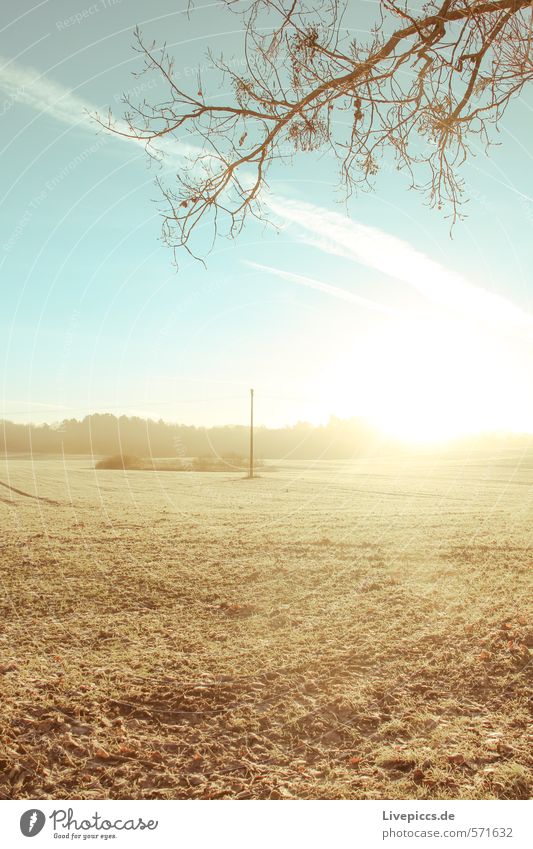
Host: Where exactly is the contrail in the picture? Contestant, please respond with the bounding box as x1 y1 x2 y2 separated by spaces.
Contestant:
265 195 533 331
0 54 201 164
244 260 399 316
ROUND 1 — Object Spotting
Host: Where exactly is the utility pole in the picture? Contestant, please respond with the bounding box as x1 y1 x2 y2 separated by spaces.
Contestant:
249 388 254 479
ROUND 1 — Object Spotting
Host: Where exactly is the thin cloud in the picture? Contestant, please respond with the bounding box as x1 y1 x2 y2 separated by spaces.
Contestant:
0 54 96 129
0 55 200 162
244 260 398 315
266 196 533 331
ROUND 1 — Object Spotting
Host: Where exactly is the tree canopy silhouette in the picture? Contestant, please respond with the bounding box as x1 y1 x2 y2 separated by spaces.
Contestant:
0 414 381 459
99 0 533 259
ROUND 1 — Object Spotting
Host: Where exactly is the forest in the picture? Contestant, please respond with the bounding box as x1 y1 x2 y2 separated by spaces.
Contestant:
1 414 527 460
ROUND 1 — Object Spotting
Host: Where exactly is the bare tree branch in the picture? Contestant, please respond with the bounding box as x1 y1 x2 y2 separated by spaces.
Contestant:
97 0 533 261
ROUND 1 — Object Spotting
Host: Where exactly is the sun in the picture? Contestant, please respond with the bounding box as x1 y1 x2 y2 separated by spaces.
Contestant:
367 318 489 442
320 312 527 444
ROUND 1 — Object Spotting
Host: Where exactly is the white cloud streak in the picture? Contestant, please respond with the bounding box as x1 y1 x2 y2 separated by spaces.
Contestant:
0 55 96 129
266 196 533 331
0 55 199 163
244 260 398 316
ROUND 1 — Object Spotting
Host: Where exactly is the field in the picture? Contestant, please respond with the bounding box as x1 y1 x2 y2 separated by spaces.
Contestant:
0 451 531 800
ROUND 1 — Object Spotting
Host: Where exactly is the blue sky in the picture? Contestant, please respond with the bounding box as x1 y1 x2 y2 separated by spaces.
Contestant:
1 0 532 439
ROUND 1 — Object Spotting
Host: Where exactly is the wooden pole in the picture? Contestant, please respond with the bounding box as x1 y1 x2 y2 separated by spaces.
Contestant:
249 388 254 479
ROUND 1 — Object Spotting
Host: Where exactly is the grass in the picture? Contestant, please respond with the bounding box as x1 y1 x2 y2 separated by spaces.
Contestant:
0 451 531 799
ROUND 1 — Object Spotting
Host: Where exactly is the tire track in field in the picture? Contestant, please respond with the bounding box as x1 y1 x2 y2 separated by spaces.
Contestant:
0 479 59 505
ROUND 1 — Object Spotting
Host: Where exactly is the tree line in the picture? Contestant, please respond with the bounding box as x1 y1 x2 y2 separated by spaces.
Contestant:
1 413 384 459
2 414 527 459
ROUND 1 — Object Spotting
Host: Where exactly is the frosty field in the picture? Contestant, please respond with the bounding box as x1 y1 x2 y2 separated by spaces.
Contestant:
0 452 531 800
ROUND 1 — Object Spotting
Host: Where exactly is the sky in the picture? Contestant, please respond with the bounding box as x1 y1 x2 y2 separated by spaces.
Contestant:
1 0 532 442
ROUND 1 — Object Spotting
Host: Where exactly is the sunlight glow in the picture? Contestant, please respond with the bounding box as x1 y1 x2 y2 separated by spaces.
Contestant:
320 315 531 443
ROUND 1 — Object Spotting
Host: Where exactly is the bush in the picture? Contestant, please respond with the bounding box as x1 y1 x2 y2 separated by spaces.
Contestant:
94 454 263 472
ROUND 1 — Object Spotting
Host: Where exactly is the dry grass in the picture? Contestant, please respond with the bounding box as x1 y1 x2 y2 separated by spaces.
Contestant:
0 452 531 799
